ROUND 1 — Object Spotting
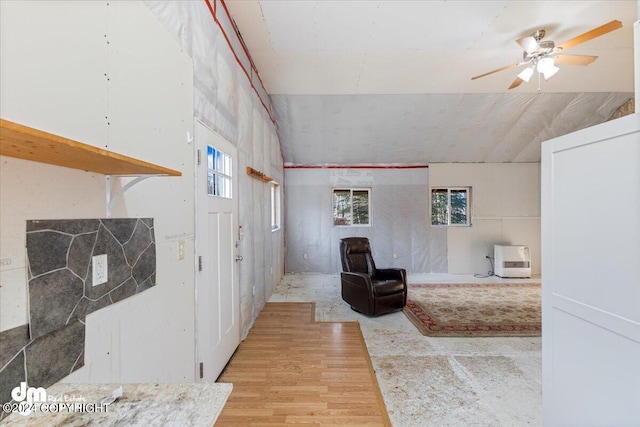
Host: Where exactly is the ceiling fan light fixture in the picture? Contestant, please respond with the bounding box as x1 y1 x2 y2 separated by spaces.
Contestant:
542 65 559 80
470 20 622 90
537 57 559 80
517 66 535 82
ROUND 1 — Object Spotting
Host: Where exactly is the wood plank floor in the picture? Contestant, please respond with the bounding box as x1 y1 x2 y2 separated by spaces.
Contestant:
216 302 391 426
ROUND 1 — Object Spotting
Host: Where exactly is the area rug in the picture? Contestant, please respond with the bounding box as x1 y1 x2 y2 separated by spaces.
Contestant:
403 283 541 337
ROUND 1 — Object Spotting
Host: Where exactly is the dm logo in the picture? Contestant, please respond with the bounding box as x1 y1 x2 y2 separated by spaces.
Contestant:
11 382 47 415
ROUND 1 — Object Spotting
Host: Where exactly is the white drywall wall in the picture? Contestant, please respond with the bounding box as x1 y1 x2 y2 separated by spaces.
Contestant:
285 167 448 274
0 0 195 383
0 0 110 332
429 163 541 275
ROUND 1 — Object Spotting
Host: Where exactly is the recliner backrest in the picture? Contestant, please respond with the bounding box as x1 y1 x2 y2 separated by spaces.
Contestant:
340 237 377 277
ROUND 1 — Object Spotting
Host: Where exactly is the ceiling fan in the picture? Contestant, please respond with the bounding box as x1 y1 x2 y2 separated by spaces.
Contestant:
471 20 623 90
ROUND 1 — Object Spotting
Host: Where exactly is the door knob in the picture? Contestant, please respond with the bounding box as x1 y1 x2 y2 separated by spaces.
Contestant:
235 255 243 262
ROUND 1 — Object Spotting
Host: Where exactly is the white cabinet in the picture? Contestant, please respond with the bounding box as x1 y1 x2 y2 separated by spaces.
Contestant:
541 113 640 425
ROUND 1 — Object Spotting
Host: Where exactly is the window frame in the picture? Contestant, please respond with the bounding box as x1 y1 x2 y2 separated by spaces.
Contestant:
430 187 471 227
207 145 233 199
332 187 372 227
271 181 281 232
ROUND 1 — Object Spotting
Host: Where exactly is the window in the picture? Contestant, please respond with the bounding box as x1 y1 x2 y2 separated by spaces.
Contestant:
207 146 232 198
333 188 371 226
431 187 470 226
271 182 281 231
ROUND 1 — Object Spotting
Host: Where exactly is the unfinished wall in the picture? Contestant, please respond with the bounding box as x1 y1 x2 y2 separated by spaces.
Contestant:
1 218 157 409
2 1 286 398
144 1 285 337
1 0 195 387
285 167 447 274
429 163 541 275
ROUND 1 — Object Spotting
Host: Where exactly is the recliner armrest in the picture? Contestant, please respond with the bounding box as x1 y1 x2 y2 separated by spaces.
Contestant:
340 272 374 292
375 268 407 284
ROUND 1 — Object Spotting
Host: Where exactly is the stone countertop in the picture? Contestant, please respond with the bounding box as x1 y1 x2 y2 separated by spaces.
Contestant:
2 382 233 426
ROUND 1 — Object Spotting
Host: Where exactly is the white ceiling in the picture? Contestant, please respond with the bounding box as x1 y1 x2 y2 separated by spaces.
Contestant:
226 0 637 164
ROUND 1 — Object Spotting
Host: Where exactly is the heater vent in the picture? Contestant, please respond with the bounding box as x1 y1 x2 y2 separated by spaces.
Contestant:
494 245 531 278
504 261 530 269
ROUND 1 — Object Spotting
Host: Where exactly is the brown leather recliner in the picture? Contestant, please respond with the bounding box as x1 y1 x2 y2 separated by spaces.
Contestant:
340 237 407 316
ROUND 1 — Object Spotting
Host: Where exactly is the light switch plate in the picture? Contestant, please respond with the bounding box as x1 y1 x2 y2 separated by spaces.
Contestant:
92 254 108 286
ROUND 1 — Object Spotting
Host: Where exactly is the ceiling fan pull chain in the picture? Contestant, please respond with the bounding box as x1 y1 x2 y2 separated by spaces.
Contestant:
538 71 541 92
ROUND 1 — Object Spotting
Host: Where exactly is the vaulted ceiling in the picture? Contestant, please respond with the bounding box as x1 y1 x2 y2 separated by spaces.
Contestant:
226 0 637 165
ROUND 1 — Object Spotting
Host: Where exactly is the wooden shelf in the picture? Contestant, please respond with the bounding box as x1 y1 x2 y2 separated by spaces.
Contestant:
0 119 181 176
246 166 272 182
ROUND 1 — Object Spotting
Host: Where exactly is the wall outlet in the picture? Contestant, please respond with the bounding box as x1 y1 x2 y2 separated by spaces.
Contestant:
177 240 185 260
393 253 398 259
303 253 308 259
92 254 108 286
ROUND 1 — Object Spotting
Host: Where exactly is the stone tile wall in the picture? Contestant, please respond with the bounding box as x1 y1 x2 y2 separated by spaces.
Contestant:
0 218 156 417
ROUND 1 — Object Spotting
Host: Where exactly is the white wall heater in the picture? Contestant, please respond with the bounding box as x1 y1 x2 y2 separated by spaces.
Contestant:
494 245 531 278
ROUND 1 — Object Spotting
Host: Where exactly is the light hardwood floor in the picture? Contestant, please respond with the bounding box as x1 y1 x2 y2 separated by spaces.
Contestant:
216 302 392 426
270 274 542 426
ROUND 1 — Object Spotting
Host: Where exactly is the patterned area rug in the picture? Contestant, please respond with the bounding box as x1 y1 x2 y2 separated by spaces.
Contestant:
403 283 541 337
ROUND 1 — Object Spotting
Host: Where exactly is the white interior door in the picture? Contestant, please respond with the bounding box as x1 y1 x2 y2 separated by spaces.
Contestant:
195 120 240 382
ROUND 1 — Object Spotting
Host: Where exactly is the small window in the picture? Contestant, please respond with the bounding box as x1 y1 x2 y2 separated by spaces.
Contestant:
431 187 470 226
271 182 281 231
207 146 232 198
333 188 371 226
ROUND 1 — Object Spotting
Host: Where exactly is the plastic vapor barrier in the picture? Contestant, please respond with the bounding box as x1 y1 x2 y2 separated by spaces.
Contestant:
271 92 633 165
285 168 447 274
145 1 284 338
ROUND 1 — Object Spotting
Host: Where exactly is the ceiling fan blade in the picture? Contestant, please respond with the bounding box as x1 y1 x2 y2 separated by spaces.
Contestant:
557 20 622 51
516 36 541 54
508 77 524 90
471 63 520 80
554 54 598 66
